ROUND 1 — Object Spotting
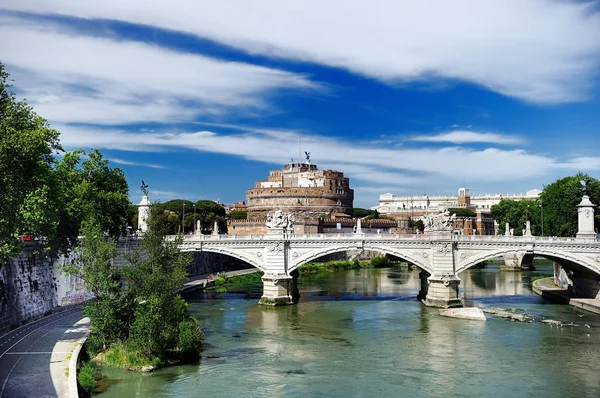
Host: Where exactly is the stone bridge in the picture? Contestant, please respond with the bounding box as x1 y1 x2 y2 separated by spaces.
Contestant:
171 195 600 307
178 232 600 307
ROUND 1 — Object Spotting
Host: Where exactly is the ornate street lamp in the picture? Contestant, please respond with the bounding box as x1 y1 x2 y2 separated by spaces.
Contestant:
193 204 196 234
182 201 185 234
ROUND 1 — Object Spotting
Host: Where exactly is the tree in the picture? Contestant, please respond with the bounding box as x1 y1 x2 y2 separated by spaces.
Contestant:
447 208 476 218
352 208 378 218
0 62 62 259
123 208 201 360
539 173 600 237
412 219 424 232
194 200 226 233
0 63 131 258
491 199 540 236
63 220 133 352
227 210 247 220
55 149 130 248
66 210 203 363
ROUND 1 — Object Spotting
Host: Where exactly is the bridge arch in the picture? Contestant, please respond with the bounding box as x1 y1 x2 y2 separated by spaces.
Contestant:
181 246 264 271
288 244 432 275
456 247 600 276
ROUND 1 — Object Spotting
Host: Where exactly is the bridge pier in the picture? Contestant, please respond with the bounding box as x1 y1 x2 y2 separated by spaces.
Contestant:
501 252 535 271
418 270 462 308
259 272 299 306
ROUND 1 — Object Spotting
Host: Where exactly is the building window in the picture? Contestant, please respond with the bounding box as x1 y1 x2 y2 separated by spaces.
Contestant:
337 200 341 207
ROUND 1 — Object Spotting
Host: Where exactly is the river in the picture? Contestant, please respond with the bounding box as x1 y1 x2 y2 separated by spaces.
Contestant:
95 261 600 397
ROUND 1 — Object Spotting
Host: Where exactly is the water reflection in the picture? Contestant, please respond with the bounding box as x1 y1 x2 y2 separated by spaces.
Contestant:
95 263 600 398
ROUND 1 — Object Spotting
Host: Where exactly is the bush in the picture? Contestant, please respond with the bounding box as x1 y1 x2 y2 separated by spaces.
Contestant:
178 318 204 360
78 362 97 393
102 341 159 369
85 331 105 357
370 256 391 268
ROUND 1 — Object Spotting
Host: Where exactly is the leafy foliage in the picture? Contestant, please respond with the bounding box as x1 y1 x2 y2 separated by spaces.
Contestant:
447 208 476 218
0 63 130 258
194 200 226 233
491 199 539 236
352 208 378 218
227 210 248 220
77 361 98 393
491 174 600 237
410 219 424 232
0 63 61 258
67 211 203 367
53 149 130 252
539 173 600 237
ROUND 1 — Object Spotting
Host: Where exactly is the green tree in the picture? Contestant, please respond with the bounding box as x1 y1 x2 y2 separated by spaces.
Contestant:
447 208 476 218
227 210 247 220
0 63 131 258
491 199 540 236
194 200 226 233
411 220 425 232
0 62 62 258
63 220 133 352
123 209 200 360
67 209 203 363
52 149 130 252
539 173 600 237
352 208 378 218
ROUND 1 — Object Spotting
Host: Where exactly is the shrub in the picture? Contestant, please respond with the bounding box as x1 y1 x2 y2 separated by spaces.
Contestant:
370 256 391 268
178 318 204 361
78 362 97 393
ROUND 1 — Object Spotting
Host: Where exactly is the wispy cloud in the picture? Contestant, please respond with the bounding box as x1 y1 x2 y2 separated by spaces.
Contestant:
107 158 165 169
55 124 600 188
4 0 600 103
0 17 320 125
410 131 524 145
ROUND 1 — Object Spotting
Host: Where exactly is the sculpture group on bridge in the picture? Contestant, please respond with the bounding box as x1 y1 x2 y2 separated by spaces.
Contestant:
422 210 456 233
266 209 296 233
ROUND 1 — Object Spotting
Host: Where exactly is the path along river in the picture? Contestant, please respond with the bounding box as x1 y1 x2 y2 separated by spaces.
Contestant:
96 261 600 397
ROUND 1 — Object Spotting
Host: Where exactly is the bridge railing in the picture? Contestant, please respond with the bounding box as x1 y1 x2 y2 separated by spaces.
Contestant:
176 233 599 244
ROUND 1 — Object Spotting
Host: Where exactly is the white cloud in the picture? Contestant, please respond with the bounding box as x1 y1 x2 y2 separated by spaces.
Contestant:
4 0 600 103
0 20 319 124
107 158 165 169
55 124 600 186
554 157 600 170
410 131 524 145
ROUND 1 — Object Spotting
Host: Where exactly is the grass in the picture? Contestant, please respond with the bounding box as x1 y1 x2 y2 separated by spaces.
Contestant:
531 275 554 283
298 257 405 276
98 341 162 371
213 271 264 287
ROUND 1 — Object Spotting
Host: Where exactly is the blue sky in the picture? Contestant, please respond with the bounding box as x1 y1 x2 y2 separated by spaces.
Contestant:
2 1 600 208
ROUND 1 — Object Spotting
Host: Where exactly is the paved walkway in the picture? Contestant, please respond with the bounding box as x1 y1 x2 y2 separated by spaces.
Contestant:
532 277 600 315
182 268 259 292
0 269 257 397
0 308 88 398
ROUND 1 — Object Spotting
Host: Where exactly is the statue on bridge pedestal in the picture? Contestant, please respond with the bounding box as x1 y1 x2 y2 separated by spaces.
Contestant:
423 210 456 234
266 209 296 234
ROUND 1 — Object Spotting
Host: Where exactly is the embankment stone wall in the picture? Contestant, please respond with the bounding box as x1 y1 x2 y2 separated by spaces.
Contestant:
0 243 89 334
0 241 255 333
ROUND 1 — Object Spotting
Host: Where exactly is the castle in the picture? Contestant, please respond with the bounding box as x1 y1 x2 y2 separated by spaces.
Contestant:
246 159 354 220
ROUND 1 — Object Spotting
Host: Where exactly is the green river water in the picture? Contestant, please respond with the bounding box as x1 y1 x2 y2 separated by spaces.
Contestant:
95 262 600 397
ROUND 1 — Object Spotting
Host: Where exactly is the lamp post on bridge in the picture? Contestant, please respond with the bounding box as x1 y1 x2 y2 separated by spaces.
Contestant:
193 204 196 234
539 198 544 237
182 201 185 234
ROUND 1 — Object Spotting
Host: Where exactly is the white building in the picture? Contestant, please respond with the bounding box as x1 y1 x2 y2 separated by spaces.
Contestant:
372 188 542 215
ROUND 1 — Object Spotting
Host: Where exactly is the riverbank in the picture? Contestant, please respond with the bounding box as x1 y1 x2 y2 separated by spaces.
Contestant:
532 277 600 315
298 257 408 276
181 268 259 293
